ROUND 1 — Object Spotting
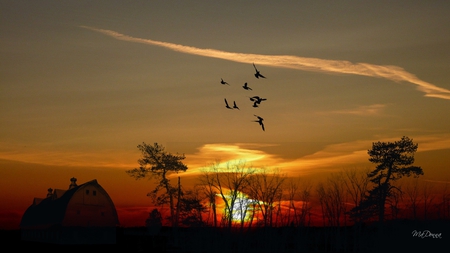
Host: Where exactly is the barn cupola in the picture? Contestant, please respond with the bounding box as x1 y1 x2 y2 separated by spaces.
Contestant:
46 188 53 198
69 177 78 189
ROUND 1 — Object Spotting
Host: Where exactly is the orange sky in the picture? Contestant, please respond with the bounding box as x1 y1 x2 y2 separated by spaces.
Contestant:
1 140 450 229
1 1 450 229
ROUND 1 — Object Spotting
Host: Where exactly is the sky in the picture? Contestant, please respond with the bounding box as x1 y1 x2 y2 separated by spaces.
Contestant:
1 1 450 229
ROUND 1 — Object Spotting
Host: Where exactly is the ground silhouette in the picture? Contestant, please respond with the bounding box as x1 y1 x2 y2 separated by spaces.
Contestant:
4 219 448 252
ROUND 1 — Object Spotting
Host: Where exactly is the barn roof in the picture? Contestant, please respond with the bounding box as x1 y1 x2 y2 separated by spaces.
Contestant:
20 179 101 229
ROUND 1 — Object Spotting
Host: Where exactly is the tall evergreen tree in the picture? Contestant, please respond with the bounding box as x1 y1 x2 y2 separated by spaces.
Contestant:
350 136 423 222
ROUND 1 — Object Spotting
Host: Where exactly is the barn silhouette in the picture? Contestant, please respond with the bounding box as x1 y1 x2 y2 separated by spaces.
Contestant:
20 177 119 244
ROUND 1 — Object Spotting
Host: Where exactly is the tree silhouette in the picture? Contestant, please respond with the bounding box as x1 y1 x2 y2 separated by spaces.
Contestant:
197 169 219 227
284 177 313 227
248 167 286 227
146 208 162 235
216 161 254 229
316 173 346 227
201 161 255 229
350 136 423 222
342 168 370 223
126 142 188 226
404 178 421 220
178 188 208 227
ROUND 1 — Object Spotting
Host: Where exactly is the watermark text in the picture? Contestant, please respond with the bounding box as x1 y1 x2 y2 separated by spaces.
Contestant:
412 230 442 239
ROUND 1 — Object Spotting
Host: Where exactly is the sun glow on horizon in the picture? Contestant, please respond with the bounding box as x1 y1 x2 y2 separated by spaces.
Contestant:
167 136 450 181
2 134 450 176
217 190 255 223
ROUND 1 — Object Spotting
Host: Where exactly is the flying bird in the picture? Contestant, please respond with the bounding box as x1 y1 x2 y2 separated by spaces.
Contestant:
253 63 266 79
233 101 240 110
220 78 230 85
224 98 232 109
242 82 253 90
253 114 265 131
249 96 267 103
249 96 267 107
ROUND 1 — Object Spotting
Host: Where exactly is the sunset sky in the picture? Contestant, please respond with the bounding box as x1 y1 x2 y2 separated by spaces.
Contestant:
1 1 450 229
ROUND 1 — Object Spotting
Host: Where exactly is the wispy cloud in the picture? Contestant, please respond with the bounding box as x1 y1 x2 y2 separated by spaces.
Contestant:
327 104 387 116
414 134 450 152
3 134 450 176
181 143 281 176
181 141 373 177
81 26 450 100
179 134 450 178
0 142 137 168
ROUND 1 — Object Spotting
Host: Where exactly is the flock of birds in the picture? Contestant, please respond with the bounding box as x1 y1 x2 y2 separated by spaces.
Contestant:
220 63 267 131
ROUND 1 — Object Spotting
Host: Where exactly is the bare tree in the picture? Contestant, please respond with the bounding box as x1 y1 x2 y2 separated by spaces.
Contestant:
285 177 300 226
297 180 313 227
403 178 438 221
316 173 346 227
282 177 314 227
388 181 403 220
422 180 436 221
342 168 370 223
235 190 252 231
435 183 450 220
248 167 286 227
273 190 284 227
404 178 421 220
317 182 328 227
316 172 348 253
201 161 255 229
197 167 219 227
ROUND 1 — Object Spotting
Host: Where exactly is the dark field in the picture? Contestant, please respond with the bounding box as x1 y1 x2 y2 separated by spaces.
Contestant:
2 220 449 252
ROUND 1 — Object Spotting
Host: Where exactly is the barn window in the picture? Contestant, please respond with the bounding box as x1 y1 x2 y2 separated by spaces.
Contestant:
93 190 97 196
86 190 89 195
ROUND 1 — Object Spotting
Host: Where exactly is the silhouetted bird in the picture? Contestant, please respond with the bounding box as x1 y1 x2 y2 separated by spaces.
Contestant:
253 63 266 79
248 96 259 102
221 78 230 85
242 82 253 90
224 98 232 109
250 96 267 103
233 101 240 110
249 96 267 107
253 114 265 131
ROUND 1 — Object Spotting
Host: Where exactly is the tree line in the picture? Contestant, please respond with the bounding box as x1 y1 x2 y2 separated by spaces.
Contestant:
126 137 450 230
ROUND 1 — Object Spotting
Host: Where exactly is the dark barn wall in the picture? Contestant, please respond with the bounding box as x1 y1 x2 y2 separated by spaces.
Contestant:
20 179 119 244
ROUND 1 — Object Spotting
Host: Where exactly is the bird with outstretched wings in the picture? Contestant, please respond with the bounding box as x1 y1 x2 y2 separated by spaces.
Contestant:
242 82 253 90
253 114 265 131
253 63 266 79
221 78 230 85
249 96 267 107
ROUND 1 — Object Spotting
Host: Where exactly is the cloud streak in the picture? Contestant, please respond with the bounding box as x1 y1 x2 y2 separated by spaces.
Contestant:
179 134 450 178
81 26 450 100
327 104 387 116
